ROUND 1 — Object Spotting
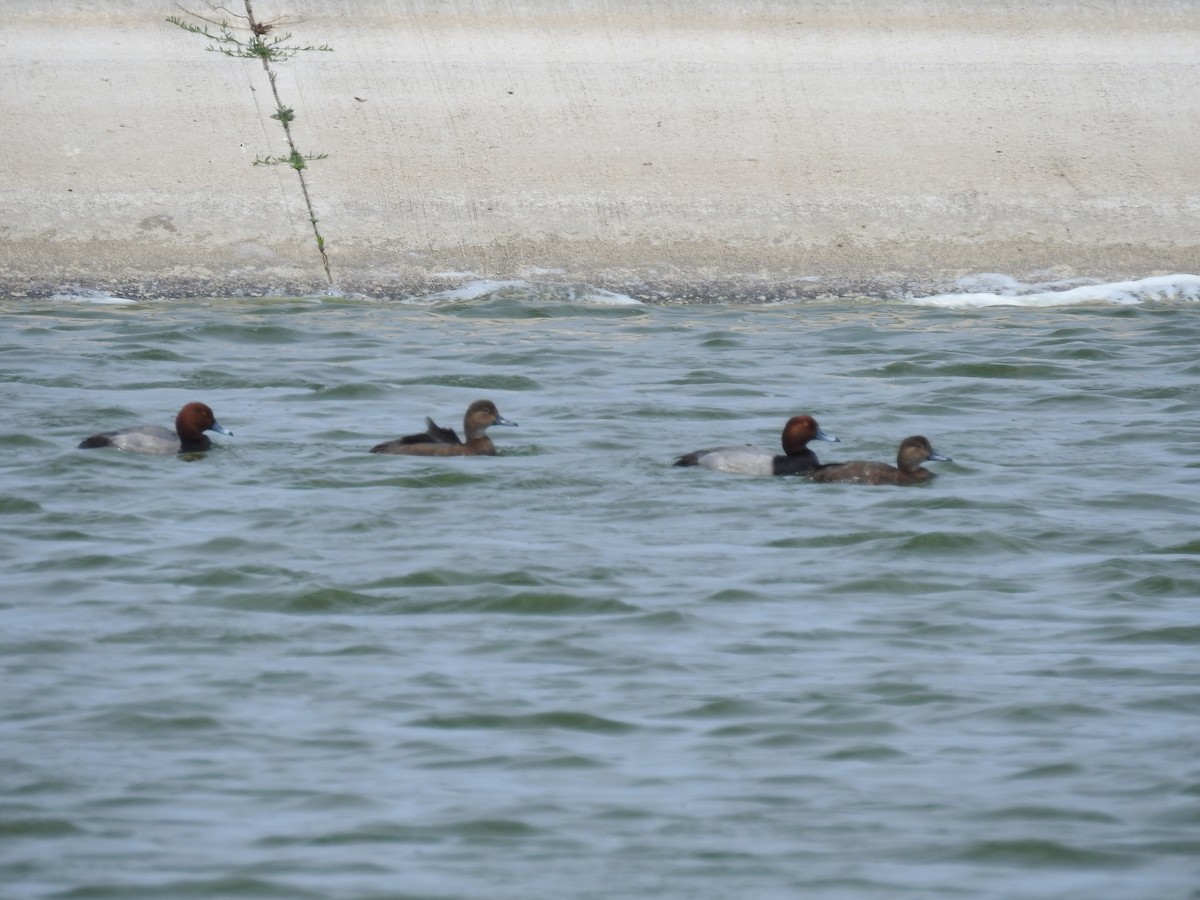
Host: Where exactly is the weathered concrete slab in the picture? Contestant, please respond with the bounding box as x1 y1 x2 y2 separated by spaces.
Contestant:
2 0 1197 299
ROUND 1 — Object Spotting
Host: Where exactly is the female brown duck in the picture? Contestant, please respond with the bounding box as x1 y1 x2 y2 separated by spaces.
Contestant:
370 399 517 456
811 435 951 486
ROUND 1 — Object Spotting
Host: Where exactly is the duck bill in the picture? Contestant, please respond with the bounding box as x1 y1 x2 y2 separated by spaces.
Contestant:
210 422 233 436
493 416 518 427
815 428 839 443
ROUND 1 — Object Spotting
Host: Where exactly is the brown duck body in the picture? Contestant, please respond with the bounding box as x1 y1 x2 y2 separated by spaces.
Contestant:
370 399 517 456
811 435 951 486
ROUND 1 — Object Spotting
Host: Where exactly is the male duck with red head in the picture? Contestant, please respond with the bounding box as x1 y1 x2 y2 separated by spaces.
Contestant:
673 414 839 476
78 402 232 455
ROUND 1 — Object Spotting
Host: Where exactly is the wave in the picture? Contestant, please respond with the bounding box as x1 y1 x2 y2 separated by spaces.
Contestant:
906 274 1200 308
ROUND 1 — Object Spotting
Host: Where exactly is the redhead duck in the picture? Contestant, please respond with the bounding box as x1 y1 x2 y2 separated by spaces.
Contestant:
370 399 517 456
673 414 839 476
811 435 951 485
78 401 232 455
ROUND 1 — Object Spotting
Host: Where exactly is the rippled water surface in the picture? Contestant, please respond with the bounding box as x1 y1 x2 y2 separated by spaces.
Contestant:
2 287 1199 899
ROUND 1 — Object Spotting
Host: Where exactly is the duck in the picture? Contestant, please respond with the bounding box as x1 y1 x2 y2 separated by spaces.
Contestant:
673 414 839 476
810 435 951 485
370 399 517 456
77 401 232 455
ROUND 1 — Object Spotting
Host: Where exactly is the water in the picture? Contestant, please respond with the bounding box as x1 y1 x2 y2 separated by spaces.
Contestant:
3 277 1199 899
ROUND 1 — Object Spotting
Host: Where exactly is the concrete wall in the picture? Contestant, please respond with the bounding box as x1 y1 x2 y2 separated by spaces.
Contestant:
3 0 1197 299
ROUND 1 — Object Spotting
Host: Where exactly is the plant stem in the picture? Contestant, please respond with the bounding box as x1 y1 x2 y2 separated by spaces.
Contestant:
242 0 334 288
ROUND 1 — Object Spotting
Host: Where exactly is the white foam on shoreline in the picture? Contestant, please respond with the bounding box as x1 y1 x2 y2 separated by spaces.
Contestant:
410 279 642 305
35 275 1196 308
48 288 137 305
906 274 1200 308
